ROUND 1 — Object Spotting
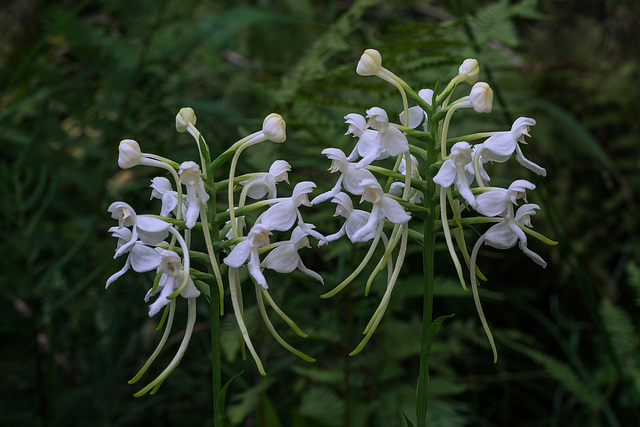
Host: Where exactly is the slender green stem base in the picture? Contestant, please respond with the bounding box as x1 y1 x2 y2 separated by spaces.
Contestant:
210 274 222 424
416 127 438 426
416 207 435 426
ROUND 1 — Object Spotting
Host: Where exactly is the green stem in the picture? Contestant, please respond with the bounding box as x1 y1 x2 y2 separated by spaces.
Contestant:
416 120 438 426
205 138 222 423
210 276 222 424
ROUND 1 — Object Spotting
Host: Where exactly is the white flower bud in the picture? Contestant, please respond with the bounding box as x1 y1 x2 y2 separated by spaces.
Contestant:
176 107 197 133
469 82 493 113
262 113 286 142
118 139 143 169
458 59 479 84
356 49 383 76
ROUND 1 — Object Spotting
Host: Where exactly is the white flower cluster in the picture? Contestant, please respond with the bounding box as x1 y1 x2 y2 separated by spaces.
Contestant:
106 109 322 392
314 49 555 360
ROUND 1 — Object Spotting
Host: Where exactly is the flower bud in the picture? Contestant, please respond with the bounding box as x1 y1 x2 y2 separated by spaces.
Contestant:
118 139 143 169
176 107 197 133
262 113 286 142
356 49 383 76
458 59 479 84
469 82 493 113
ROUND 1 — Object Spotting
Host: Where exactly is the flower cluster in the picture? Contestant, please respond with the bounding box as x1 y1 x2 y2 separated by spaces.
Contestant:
313 49 556 360
106 109 322 394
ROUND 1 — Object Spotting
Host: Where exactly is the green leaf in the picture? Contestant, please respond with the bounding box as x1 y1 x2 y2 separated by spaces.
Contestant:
215 370 244 426
403 411 416 427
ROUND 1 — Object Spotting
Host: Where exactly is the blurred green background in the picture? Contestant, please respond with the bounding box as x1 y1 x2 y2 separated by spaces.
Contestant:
1 0 639 425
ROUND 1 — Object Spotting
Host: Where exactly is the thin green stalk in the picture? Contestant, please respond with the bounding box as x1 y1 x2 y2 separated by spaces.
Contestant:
416 127 438 426
206 140 222 423
210 277 222 423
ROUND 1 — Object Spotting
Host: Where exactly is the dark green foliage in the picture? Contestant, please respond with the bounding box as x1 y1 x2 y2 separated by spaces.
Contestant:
1 0 639 425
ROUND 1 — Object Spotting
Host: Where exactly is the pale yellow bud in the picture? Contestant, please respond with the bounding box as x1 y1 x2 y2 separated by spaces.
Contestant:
469 82 493 113
458 59 479 84
176 107 197 133
356 49 383 76
262 113 286 143
117 139 142 169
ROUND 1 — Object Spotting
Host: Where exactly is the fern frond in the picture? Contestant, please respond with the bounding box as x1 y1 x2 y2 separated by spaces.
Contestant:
626 261 640 308
600 298 636 362
511 342 600 409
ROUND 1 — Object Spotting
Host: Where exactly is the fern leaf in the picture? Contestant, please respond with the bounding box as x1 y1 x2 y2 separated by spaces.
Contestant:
626 261 640 308
515 344 600 409
600 298 636 361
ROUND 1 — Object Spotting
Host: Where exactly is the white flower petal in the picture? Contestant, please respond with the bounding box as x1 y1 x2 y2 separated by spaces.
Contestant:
223 241 252 268
380 197 411 224
399 105 426 129
263 245 299 274
433 160 456 187
483 132 515 159
483 222 518 249
259 202 297 231
136 215 171 244
475 189 509 217
515 144 547 176
381 126 409 156
129 244 162 273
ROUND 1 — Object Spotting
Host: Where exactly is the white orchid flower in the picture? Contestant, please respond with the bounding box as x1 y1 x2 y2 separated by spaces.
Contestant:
475 180 536 218
150 177 185 218
107 202 172 257
240 160 291 200
179 161 209 229
257 181 326 242
321 192 375 244
145 248 200 317
223 224 272 288
469 202 546 363
311 148 376 205
344 113 386 162
105 227 161 288
258 181 313 230
350 179 411 242
478 117 546 176
482 204 547 267
262 227 324 283
354 107 409 169
433 141 476 208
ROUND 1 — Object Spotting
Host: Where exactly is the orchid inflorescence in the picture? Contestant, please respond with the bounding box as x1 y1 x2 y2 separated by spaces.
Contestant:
311 49 556 361
105 47 556 396
106 109 325 395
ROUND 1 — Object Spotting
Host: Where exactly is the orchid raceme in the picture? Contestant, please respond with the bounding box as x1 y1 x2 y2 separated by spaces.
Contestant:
310 49 556 426
105 107 323 396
